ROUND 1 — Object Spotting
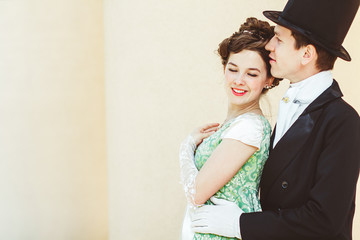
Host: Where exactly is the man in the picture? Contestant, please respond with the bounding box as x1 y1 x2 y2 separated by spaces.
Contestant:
191 0 360 239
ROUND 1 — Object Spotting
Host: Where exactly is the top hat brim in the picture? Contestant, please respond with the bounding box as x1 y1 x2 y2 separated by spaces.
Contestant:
263 10 351 61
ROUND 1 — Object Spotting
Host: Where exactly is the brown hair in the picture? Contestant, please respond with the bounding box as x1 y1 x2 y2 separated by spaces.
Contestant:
291 31 337 71
218 17 282 93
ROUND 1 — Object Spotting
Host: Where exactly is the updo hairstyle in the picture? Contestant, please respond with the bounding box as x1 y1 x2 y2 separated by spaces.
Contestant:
218 17 282 93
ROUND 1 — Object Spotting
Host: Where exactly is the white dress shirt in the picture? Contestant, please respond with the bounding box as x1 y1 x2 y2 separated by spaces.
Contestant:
273 71 333 147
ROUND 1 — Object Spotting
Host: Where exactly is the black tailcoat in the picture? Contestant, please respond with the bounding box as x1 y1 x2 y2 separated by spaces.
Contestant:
241 80 360 240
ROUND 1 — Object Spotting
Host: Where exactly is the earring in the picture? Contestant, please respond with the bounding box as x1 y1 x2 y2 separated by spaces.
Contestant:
264 85 271 89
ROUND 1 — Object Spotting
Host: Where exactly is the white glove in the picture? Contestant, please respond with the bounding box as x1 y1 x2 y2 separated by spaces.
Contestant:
179 135 199 207
179 123 219 207
191 197 243 239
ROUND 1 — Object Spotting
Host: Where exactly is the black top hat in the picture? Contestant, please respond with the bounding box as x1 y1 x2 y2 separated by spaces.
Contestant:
263 0 360 61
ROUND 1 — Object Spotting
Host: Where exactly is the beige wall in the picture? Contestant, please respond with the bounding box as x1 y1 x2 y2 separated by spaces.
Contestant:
105 0 360 239
0 1 107 239
1 0 358 239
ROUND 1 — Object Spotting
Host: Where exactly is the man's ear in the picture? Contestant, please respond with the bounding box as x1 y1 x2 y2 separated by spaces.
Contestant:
301 44 317 65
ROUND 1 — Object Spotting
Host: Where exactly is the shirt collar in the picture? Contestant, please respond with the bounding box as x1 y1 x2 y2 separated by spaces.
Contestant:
287 71 333 104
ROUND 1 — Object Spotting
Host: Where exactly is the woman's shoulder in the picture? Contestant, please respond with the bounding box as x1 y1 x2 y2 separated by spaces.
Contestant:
221 112 270 149
231 112 270 129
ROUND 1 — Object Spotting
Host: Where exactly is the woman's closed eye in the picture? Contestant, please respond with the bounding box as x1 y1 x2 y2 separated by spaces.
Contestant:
228 68 238 72
247 73 258 77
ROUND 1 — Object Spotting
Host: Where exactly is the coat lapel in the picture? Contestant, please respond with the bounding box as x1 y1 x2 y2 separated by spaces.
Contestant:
269 125 276 152
260 80 343 200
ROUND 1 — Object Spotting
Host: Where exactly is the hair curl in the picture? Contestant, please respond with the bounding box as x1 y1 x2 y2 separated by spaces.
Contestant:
218 17 282 93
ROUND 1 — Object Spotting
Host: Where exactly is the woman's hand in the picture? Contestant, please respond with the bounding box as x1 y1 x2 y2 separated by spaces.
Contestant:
191 123 220 146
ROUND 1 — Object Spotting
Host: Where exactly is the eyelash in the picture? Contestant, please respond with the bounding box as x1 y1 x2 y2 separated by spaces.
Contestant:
228 69 258 77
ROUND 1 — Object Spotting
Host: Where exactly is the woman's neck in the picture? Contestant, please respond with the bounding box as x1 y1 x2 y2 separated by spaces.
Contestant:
225 102 262 122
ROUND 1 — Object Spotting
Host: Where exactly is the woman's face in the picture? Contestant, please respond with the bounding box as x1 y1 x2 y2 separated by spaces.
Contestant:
224 50 271 108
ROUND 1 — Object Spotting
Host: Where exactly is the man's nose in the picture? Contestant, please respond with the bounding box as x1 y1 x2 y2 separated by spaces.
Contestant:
265 36 275 51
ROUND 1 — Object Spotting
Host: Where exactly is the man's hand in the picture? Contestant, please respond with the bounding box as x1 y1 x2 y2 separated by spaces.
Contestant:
191 197 243 239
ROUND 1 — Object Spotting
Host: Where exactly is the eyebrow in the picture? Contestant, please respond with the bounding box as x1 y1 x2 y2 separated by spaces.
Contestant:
249 68 260 72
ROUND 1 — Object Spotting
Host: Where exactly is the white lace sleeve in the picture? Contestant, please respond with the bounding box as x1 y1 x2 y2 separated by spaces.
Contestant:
221 114 264 149
179 135 200 208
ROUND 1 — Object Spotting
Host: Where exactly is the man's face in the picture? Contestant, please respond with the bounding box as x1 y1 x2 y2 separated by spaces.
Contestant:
265 25 304 82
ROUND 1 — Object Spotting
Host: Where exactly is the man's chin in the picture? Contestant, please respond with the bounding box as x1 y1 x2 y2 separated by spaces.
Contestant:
270 69 283 79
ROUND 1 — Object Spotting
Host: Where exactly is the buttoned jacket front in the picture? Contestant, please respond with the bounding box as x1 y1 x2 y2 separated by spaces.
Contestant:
241 80 360 240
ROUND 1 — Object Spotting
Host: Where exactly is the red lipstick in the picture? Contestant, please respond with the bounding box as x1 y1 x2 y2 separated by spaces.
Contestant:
232 88 247 96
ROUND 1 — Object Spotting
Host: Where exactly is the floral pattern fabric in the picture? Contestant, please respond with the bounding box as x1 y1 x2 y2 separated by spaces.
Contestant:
193 113 271 240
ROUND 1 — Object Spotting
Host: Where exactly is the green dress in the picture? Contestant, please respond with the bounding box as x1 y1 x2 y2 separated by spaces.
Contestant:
193 113 271 240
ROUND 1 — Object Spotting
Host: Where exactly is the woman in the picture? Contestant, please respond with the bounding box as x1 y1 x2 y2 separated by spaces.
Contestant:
180 17 281 239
